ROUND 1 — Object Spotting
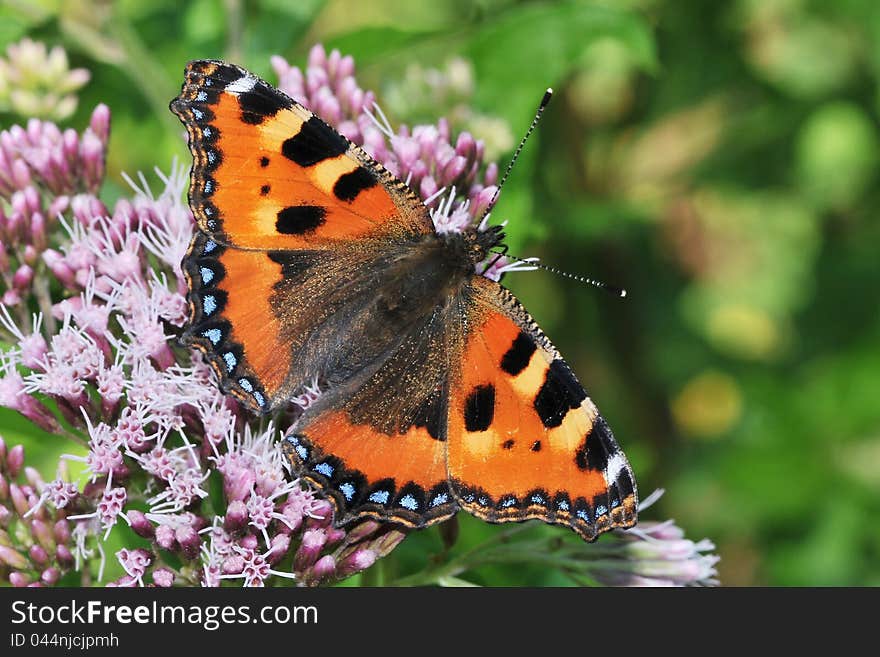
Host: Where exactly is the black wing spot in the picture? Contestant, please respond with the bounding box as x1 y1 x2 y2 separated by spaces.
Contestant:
576 415 618 472
333 167 378 202
616 469 635 499
534 359 587 428
276 206 326 235
530 440 541 452
282 116 348 167
237 87 291 125
502 439 515 449
260 156 270 167
501 331 536 376
260 184 270 196
464 384 495 432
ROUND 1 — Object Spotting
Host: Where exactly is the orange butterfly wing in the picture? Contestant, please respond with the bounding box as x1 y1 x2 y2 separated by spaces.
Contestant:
446 277 638 540
171 60 433 249
171 60 435 410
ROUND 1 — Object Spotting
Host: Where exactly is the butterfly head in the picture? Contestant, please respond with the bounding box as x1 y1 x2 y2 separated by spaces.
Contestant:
450 223 506 269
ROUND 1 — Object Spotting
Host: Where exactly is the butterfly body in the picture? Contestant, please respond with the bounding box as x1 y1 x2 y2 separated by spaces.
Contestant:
172 60 637 541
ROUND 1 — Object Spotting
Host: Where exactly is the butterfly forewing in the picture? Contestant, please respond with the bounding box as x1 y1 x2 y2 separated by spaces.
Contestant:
170 59 434 250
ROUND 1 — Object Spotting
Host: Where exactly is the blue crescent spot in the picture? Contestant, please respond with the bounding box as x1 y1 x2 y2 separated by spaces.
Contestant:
203 239 217 253
398 494 418 510
286 435 300 446
577 509 591 522
557 500 570 511
253 392 265 407
595 505 608 517
295 445 307 459
193 108 204 120
203 180 214 194
237 378 253 392
478 496 489 507
223 351 237 372
203 127 212 138
500 498 517 508
199 267 214 284
368 490 390 505
611 497 621 509
339 482 355 501
430 493 449 507
531 494 545 505
314 462 334 477
207 151 216 164
204 206 213 216
206 219 217 230
202 328 221 345
202 295 217 316
196 91 207 102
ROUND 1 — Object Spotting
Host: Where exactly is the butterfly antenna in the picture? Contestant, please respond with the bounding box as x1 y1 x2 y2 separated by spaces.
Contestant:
494 251 627 298
481 88 553 221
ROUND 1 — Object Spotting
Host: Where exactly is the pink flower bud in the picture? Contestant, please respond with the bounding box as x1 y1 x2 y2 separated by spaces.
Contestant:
152 568 174 587
266 533 290 565
222 555 244 575
53 519 70 544
324 527 346 548
29 212 47 250
9 483 30 516
12 264 33 290
126 510 154 539
239 533 259 551
89 104 111 143
337 547 377 578
155 524 176 551
0 544 29 569
29 544 49 566
42 249 76 288
40 567 60 586
174 525 200 560
308 554 336 584
7 444 24 477
30 519 55 551
9 571 32 587
223 500 249 534
223 466 255 502
55 545 74 567
341 520 380 544
294 528 327 572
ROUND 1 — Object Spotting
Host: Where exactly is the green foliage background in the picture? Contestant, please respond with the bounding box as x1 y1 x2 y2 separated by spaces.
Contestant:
2 0 879 586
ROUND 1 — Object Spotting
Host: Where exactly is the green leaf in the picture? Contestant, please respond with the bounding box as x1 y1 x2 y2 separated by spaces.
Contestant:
465 1 656 125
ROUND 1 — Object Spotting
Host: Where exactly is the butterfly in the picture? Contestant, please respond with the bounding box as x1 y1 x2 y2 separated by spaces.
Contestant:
170 60 637 541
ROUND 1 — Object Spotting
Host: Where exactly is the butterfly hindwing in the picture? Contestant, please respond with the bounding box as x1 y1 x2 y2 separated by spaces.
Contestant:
170 59 434 251
446 276 638 540
281 304 461 527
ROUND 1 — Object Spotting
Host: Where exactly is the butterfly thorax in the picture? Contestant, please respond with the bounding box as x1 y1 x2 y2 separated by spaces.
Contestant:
376 224 502 303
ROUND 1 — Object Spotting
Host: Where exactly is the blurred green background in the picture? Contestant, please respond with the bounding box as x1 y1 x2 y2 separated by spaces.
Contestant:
2 0 879 586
